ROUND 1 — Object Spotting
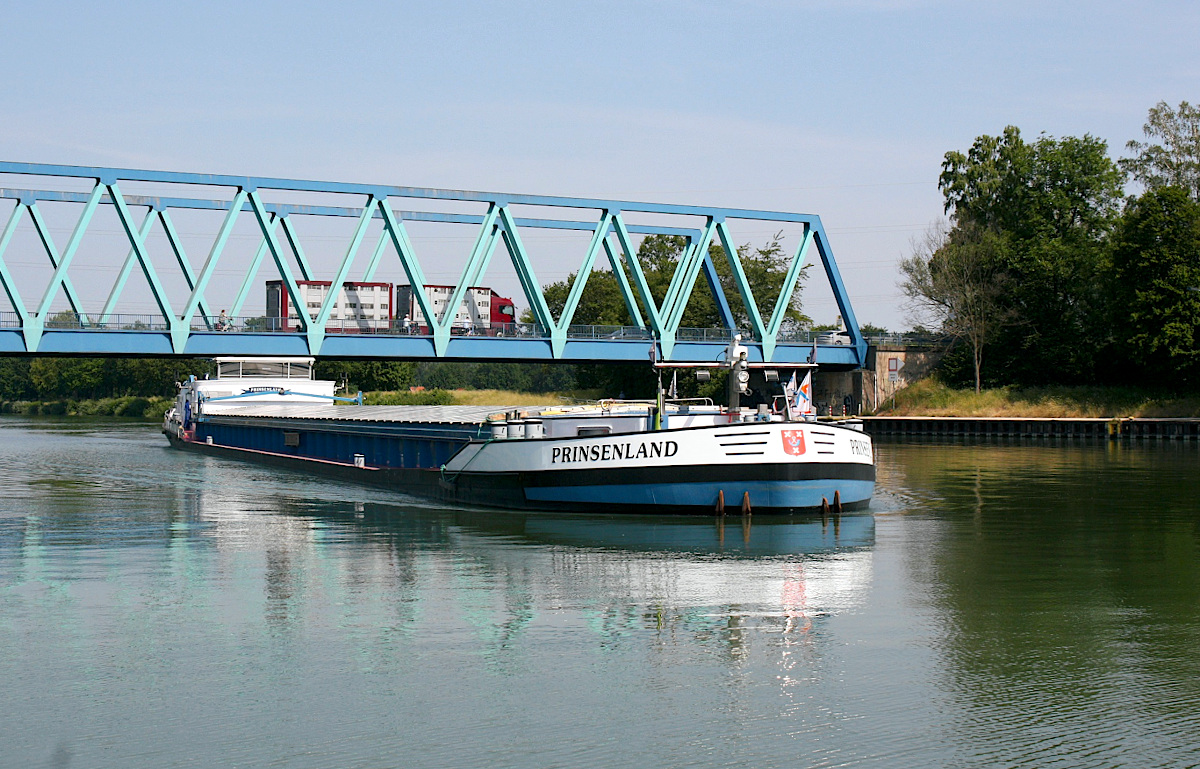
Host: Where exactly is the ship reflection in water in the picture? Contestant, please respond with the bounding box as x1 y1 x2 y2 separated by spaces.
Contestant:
177 477 875 650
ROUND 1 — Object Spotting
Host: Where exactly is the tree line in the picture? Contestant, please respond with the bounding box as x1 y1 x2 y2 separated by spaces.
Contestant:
901 101 1200 392
0 358 214 402
0 357 582 401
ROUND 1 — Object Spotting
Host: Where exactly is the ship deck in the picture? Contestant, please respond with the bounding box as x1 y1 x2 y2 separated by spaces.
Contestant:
201 403 544 425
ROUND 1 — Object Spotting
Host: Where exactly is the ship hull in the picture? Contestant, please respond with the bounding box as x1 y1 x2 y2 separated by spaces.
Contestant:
166 417 874 515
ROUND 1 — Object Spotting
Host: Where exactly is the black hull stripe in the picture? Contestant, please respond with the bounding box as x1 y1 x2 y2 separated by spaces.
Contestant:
517 462 874 487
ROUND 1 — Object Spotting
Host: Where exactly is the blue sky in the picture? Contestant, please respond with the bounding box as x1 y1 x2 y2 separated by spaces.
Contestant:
2 0 1196 329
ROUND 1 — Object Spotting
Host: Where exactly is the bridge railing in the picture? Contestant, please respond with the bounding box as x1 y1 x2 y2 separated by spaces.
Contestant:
2 308 944 355
3 308 943 348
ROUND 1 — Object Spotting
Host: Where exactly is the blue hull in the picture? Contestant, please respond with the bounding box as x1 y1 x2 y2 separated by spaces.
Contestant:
524 479 875 509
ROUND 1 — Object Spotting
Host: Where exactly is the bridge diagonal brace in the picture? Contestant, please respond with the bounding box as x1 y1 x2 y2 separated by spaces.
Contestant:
659 237 700 330
454 217 504 311
496 206 556 352
662 218 718 352
173 189 249 353
248 191 316 352
0 203 32 322
308 196 375 350
105 183 175 325
361 229 388 282
0 202 43 352
230 211 280 319
432 204 500 355
29 189 101 324
279 215 314 281
612 213 684 356
700 249 737 330
715 220 767 341
99 207 156 326
555 210 614 334
603 237 644 329
611 214 662 332
159 209 216 328
811 219 866 365
761 226 814 362
472 223 505 294
376 200 437 334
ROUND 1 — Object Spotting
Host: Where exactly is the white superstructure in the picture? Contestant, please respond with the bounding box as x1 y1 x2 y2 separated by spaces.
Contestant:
164 357 339 437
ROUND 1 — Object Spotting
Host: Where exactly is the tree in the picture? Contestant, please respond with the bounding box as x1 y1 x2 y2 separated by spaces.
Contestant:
30 358 107 399
1108 186 1200 384
930 127 1124 386
22 357 210 399
900 223 1012 392
941 128 1123 242
316 360 416 392
1121 101 1200 200
0 358 34 400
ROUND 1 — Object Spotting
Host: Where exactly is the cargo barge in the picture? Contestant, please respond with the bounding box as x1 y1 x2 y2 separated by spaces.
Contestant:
164 357 875 515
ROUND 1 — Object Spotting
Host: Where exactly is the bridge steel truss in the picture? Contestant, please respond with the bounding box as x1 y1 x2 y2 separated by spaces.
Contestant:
0 162 866 366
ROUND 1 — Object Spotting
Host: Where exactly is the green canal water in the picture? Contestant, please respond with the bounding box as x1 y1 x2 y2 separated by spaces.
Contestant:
1 417 1198 768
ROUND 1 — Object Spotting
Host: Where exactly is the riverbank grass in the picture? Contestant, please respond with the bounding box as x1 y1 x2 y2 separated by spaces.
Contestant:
880 379 1200 418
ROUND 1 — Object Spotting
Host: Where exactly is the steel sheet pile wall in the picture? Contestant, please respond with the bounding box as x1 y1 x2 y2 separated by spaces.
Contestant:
863 417 1200 440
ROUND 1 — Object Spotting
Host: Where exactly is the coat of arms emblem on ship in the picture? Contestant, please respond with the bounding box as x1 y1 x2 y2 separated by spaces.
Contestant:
781 430 806 456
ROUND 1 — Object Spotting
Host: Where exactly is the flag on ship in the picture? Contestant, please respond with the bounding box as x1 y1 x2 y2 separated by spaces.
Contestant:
798 371 814 415
784 371 815 420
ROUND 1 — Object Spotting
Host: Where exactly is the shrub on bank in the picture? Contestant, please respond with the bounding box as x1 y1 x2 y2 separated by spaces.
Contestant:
364 389 456 406
0 396 171 419
113 396 152 417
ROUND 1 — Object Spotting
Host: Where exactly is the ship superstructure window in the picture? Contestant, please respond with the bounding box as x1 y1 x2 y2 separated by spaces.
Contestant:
216 359 314 380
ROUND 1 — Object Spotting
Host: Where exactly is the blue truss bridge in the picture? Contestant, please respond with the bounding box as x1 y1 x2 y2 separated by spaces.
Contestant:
0 162 867 367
